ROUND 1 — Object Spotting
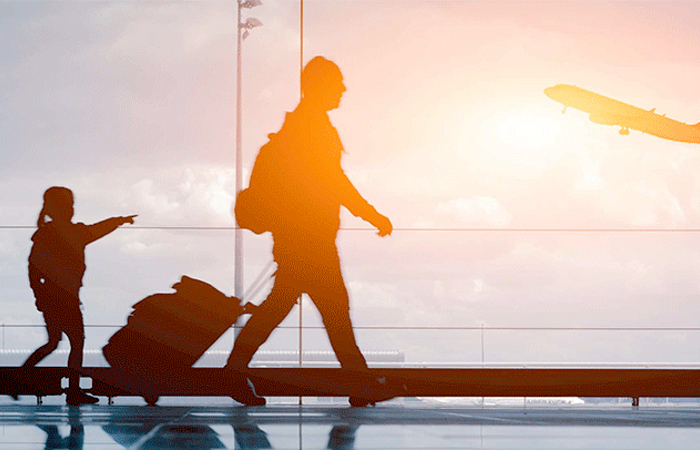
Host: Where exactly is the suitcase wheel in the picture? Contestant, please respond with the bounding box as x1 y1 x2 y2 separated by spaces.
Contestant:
143 395 159 406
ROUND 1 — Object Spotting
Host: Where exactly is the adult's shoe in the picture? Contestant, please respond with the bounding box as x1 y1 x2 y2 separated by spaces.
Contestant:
230 372 266 406
348 396 380 407
348 376 398 407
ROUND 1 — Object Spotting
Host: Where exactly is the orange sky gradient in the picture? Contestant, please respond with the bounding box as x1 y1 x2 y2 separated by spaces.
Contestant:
2 1 700 365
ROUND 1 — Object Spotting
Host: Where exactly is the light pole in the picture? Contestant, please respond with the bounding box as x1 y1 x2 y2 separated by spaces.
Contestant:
235 0 262 326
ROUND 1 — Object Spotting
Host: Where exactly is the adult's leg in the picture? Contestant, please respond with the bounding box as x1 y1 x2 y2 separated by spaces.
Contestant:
310 262 399 406
309 271 367 371
226 276 300 406
226 278 301 369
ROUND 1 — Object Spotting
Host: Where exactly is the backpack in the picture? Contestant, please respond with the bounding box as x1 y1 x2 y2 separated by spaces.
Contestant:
235 131 286 235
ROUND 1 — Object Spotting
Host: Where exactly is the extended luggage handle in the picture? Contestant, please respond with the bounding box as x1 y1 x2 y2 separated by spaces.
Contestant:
238 260 276 309
171 275 265 317
240 301 258 315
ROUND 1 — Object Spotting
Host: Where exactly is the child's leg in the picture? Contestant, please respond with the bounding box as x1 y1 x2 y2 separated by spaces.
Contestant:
64 305 85 370
62 304 97 404
62 305 85 390
21 311 62 368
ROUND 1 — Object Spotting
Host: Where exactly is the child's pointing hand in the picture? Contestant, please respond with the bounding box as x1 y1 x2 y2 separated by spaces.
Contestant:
120 215 137 225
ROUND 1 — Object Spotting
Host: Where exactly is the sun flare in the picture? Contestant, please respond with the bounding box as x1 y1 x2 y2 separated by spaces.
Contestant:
497 114 562 150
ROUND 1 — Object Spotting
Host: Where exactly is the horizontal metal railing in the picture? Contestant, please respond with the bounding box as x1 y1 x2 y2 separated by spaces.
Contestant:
6 225 700 232
4 323 700 365
4 324 700 330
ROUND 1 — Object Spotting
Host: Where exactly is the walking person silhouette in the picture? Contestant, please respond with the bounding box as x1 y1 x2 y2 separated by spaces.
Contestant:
227 56 393 406
22 186 136 405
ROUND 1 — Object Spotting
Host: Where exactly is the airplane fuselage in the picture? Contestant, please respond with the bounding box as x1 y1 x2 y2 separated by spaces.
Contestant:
544 84 700 144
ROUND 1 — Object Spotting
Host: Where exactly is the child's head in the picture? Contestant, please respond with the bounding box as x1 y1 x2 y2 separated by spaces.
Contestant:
38 186 74 227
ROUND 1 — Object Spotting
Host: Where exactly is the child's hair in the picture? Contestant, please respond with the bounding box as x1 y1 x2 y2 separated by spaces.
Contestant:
37 186 74 227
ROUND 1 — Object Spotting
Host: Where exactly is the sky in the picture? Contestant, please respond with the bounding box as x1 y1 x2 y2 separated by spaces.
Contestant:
2 0 700 366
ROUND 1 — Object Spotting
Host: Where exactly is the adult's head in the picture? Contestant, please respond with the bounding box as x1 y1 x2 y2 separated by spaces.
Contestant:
301 56 346 111
38 186 74 227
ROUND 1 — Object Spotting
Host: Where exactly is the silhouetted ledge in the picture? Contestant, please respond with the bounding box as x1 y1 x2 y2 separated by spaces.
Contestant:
2 367 700 403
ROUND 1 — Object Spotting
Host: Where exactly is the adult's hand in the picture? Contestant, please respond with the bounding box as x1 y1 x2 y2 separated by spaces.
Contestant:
373 213 393 237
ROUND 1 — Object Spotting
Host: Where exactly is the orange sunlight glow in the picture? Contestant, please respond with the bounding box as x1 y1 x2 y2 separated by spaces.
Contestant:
497 114 561 151
471 104 568 174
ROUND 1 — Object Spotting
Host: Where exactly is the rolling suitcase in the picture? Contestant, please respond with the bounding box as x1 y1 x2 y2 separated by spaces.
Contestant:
103 276 247 372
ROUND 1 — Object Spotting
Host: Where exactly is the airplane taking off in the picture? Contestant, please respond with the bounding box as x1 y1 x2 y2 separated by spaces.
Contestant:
544 84 700 144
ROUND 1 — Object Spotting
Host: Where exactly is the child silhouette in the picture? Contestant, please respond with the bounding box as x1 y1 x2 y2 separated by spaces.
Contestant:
22 186 136 405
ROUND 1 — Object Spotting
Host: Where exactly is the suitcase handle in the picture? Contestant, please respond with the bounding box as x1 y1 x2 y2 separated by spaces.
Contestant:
241 301 258 315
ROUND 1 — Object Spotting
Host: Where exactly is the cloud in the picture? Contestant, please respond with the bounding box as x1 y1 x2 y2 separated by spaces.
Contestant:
120 165 236 226
604 181 685 227
435 196 512 228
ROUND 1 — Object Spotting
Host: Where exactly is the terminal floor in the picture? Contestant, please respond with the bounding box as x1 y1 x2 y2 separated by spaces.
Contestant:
2 400 700 449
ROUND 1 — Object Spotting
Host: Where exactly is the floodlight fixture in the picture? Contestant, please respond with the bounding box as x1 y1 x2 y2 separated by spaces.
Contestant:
240 17 262 40
242 17 263 29
240 0 262 9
